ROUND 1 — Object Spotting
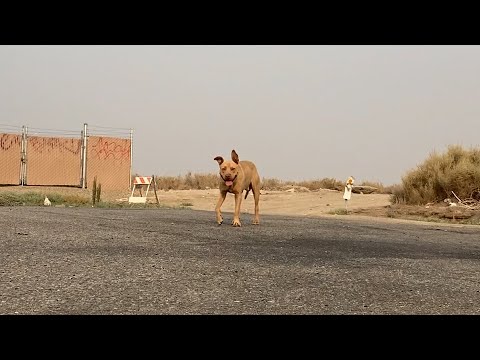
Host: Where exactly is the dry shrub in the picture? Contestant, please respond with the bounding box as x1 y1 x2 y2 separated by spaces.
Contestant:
154 173 219 190
155 176 182 190
358 180 388 194
298 178 343 191
184 172 219 190
61 194 90 205
152 173 396 195
382 185 398 194
261 177 284 190
261 177 343 191
401 145 480 205
153 174 347 191
389 184 406 204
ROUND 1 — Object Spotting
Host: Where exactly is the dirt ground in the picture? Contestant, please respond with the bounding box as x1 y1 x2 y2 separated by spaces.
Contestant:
146 188 480 225
145 188 391 217
1 185 479 225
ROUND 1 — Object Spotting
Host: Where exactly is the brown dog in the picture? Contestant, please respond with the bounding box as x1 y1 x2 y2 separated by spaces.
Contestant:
214 150 261 226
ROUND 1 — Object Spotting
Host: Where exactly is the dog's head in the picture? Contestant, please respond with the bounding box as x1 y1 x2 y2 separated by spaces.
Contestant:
214 150 240 187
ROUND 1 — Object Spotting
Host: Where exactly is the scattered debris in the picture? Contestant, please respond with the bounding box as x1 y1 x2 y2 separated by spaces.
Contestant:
425 202 435 208
451 191 480 210
282 185 311 193
443 198 457 207
352 186 378 194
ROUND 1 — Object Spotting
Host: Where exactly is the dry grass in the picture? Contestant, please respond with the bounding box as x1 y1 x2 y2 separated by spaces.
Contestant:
152 172 219 190
150 173 393 194
0 190 90 207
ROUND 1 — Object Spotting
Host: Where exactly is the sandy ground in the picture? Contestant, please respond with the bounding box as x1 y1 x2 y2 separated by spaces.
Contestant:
2 185 478 226
142 188 480 226
144 188 391 217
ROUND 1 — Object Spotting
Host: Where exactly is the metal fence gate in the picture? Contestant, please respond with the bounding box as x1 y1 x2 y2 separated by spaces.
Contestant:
0 123 133 190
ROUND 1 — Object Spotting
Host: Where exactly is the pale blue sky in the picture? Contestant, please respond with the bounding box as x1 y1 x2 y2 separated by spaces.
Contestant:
1 45 479 185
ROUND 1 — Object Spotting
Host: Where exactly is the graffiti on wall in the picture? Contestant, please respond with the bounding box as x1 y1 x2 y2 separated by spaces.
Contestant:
90 136 130 162
86 136 131 190
29 137 81 155
26 137 82 186
1 134 21 150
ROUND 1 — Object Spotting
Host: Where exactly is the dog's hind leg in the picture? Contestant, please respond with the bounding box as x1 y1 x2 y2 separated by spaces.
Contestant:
252 183 260 225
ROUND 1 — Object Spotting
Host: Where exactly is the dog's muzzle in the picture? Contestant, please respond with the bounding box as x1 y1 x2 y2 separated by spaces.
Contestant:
221 174 237 187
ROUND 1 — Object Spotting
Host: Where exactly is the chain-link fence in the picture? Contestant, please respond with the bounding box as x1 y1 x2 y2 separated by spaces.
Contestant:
0 124 132 190
0 132 22 185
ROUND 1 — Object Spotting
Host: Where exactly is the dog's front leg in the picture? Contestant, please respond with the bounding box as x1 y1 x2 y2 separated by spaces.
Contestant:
215 191 227 225
232 192 243 227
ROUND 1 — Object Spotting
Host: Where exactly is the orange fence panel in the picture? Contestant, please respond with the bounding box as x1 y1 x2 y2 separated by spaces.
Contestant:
0 133 22 185
86 136 131 191
26 136 82 186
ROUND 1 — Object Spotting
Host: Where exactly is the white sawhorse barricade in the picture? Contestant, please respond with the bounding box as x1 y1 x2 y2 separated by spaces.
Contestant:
129 176 154 204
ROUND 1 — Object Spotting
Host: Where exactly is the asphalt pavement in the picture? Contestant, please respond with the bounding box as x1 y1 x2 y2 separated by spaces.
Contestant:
1 206 479 314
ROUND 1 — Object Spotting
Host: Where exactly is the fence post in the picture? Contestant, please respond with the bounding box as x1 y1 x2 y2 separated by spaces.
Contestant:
20 125 28 186
81 123 88 188
129 128 133 190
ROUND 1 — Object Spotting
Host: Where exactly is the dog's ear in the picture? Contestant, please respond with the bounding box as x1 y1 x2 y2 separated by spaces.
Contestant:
231 150 239 164
214 156 224 165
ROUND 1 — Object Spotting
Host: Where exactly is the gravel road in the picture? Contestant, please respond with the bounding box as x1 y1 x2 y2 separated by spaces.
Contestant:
1 206 479 314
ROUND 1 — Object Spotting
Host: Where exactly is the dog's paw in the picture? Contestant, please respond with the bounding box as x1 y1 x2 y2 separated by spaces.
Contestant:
232 220 242 227
252 220 260 225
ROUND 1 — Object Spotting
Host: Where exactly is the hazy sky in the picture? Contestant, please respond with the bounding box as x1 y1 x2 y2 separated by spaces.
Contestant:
1 45 479 186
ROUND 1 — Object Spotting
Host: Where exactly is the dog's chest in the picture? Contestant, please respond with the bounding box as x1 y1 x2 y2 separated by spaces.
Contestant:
227 185 246 194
